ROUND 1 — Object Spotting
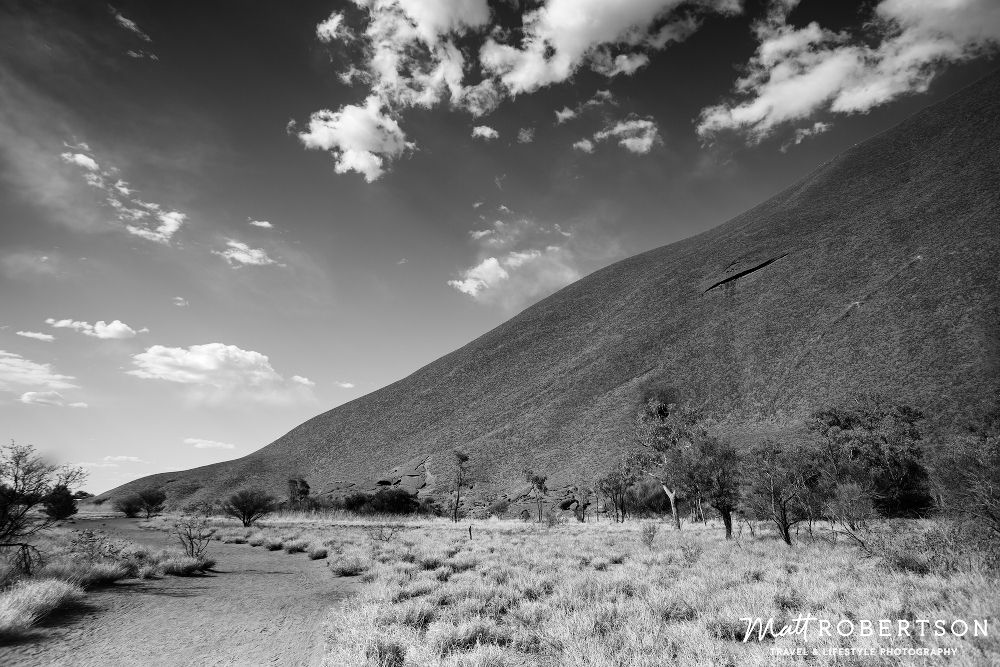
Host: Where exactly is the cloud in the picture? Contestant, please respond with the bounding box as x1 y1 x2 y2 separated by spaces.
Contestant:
517 127 535 143
781 120 831 151
303 1 736 179
0 350 77 394
248 218 274 228
58 146 188 243
110 7 152 42
572 138 595 153
335 381 356 389
593 117 661 153
448 209 621 311
697 0 1000 142
297 96 412 182
45 318 139 339
60 152 99 171
317 11 348 43
555 106 577 123
18 391 87 408
16 331 55 342
185 437 237 450
212 240 280 267
76 461 119 468
125 210 187 244
128 343 315 405
104 455 146 462
479 0 740 94
471 125 499 140
172 296 189 307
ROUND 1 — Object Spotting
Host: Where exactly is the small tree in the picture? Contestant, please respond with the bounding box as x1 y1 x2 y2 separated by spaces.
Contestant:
635 399 704 530
43 484 77 521
452 450 470 523
696 436 742 539
524 470 548 522
221 489 275 527
1 441 85 547
173 515 215 559
136 488 167 519
113 495 143 518
597 455 637 523
742 439 825 546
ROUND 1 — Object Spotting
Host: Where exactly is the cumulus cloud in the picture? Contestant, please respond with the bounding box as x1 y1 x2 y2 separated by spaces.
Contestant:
517 127 535 144
335 381 356 389
697 0 1000 143
103 455 147 462
19 391 87 408
593 117 662 153
172 296 189 307
297 96 412 182
16 331 54 342
248 218 274 228
59 146 188 243
572 138 595 153
212 240 279 267
45 318 140 339
185 437 237 450
128 343 315 405
0 350 77 395
448 209 621 311
471 125 499 140
479 0 739 94
302 0 737 179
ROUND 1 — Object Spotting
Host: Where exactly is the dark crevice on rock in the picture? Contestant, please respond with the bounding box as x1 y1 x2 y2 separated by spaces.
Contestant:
704 254 789 293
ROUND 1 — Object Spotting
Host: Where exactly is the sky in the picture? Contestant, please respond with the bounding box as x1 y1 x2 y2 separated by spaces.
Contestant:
1 0 998 494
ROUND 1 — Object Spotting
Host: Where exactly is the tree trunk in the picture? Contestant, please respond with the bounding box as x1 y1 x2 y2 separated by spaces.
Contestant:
721 509 733 539
662 486 681 530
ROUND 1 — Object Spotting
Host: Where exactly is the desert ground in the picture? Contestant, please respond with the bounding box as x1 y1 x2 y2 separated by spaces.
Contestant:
0 516 355 667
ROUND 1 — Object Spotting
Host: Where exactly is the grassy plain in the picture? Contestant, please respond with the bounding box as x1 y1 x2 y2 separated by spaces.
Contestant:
169 512 1000 666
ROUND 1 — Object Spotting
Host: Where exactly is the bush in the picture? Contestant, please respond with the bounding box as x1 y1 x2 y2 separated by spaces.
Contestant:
640 522 659 550
112 495 143 518
43 484 78 521
330 553 369 576
136 488 167 519
247 532 266 547
221 489 275 527
161 556 212 576
307 546 328 560
283 539 309 553
0 578 85 639
38 560 129 588
264 538 283 551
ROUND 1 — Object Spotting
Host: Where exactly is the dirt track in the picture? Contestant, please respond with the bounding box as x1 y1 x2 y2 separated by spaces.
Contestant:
0 518 355 666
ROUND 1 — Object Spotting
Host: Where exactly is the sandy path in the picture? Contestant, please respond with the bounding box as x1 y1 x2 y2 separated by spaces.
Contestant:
0 518 355 667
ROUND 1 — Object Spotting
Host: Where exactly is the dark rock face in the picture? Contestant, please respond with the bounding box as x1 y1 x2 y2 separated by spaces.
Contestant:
100 71 1000 508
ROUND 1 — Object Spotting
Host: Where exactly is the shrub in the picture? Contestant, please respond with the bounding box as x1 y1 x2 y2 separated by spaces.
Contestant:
0 579 85 639
136 488 168 519
160 556 211 576
38 560 128 588
43 484 78 521
330 553 369 576
283 539 309 553
248 532 266 547
137 564 160 579
640 522 659 550
112 495 143 518
264 538 283 551
172 516 215 558
307 546 328 560
221 489 275 527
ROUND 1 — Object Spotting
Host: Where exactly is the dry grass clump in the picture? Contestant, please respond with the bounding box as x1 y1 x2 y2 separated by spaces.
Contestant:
37 560 130 588
0 579 85 639
160 556 213 576
283 538 310 553
264 537 284 551
308 545 329 560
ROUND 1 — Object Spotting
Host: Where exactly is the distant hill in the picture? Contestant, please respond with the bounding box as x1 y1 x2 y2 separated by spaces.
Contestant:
99 70 1000 512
